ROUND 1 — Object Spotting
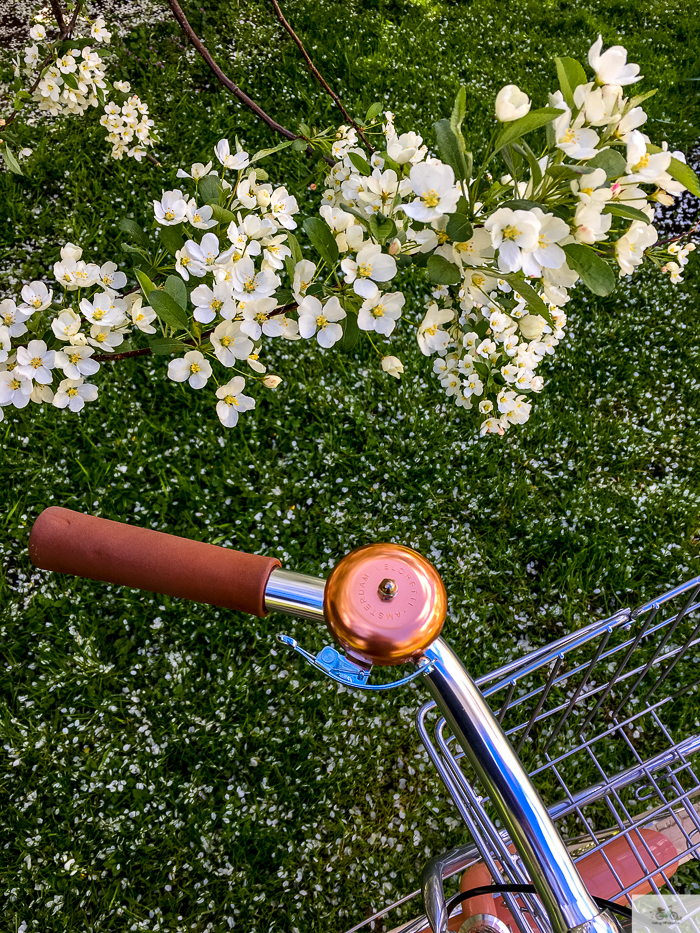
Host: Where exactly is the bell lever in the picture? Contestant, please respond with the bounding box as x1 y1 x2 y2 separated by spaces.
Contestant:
276 634 434 691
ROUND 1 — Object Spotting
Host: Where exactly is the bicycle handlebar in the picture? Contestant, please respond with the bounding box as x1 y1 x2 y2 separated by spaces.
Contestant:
29 507 281 617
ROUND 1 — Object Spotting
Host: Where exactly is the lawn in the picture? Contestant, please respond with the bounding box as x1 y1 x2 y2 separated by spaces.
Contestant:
1 1 699 931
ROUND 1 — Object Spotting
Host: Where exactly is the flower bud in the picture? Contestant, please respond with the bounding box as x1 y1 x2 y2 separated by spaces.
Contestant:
651 188 674 207
381 355 404 379
256 189 271 208
69 333 88 346
495 84 531 122
262 374 282 388
518 314 546 340
388 238 401 256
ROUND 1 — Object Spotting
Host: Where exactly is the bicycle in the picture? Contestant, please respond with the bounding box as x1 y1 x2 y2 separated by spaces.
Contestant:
29 507 700 933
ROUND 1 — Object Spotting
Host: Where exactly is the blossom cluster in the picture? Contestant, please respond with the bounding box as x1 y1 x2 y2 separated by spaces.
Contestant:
11 11 156 162
1 35 697 436
316 36 698 433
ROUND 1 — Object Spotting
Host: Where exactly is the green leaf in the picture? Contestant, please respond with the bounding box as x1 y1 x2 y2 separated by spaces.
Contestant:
445 213 473 242
499 198 545 212
158 226 185 256
562 243 616 297
450 86 467 137
500 144 521 181
603 203 651 224
63 72 80 91
118 218 148 246
164 274 188 309
426 254 461 286
502 275 553 325
286 231 303 266
135 269 156 299
250 139 294 163
513 139 543 192
209 203 236 224
339 310 360 350
348 152 372 176
494 108 565 154
369 214 396 245
628 88 657 110
554 56 588 109
291 138 307 151
298 123 312 138
274 287 294 305
121 242 150 260
148 337 187 355
667 156 700 198
198 174 221 204
303 216 339 266
1 145 23 176
586 147 627 179
545 163 598 181
338 201 371 231
434 118 472 182
149 289 189 329
364 102 383 123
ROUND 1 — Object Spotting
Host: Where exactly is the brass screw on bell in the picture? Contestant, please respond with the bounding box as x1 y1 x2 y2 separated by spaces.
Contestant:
378 578 398 600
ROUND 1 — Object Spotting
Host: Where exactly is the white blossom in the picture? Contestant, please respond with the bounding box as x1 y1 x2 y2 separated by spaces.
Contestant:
269 187 299 230
16 340 55 384
129 296 157 334
403 162 460 223
417 304 453 356
168 350 212 389
615 220 658 276
381 355 404 378
214 139 250 171
215 376 255 427
0 299 32 337
485 208 541 273
186 200 218 230
340 243 397 298
191 283 237 324
495 85 531 122
357 291 405 336
154 189 187 225
20 280 52 312
54 345 100 379
53 377 99 412
588 35 642 87
210 321 254 366
298 296 346 348
0 371 33 409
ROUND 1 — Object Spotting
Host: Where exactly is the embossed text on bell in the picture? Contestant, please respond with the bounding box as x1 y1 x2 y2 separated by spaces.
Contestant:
323 543 447 666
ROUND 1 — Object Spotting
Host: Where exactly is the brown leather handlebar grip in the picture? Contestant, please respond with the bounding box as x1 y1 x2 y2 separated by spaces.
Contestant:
28 507 281 616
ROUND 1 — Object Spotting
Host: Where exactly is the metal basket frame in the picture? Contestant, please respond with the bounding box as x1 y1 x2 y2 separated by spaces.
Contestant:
414 575 700 933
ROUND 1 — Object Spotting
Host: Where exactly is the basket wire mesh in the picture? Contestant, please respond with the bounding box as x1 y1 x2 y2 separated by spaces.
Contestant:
416 575 700 933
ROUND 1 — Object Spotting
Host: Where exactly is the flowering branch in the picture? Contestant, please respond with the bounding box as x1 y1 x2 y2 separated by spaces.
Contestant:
165 0 329 163
2 0 82 131
1 33 698 433
269 0 373 151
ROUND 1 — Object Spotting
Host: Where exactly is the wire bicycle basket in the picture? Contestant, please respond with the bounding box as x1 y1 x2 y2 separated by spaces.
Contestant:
415 575 700 933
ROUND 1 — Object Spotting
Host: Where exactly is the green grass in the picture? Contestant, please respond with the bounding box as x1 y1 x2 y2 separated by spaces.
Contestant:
1 0 700 931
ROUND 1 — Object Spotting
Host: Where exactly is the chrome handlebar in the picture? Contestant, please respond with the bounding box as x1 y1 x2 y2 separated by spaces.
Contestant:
264 564 617 933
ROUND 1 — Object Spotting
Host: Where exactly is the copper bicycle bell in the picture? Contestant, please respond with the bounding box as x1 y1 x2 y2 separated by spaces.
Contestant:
323 543 447 666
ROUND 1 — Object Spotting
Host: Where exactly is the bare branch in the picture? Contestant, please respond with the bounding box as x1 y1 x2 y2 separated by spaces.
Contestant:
164 0 333 164
269 0 373 151
49 0 67 34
